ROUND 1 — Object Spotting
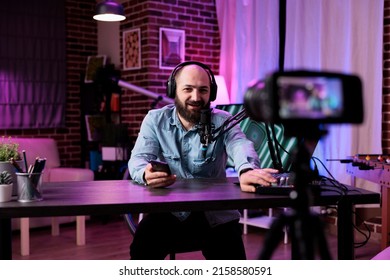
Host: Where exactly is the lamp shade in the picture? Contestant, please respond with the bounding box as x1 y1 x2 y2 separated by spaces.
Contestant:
211 75 230 107
93 0 126 22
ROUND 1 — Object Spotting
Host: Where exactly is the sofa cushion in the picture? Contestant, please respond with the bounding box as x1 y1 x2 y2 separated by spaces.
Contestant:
48 167 94 182
12 138 61 169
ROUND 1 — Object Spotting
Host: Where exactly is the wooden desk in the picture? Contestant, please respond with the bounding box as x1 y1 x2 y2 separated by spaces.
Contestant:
0 178 379 260
346 155 390 249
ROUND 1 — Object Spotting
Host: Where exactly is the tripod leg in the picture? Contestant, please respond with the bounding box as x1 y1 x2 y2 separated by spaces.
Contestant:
312 215 332 259
290 213 332 259
289 214 316 259
258 214 288 260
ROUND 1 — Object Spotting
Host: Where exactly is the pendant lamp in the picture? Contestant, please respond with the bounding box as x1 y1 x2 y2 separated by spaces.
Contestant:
93 0 126 22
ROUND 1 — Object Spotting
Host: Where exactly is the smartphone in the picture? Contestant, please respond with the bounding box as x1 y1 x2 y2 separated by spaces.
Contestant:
150 160 171 175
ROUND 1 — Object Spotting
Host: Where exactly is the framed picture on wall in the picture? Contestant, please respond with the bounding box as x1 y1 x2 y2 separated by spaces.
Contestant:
84 55 107 83
159 27 185 69
123 28 141 70
85 115 106 141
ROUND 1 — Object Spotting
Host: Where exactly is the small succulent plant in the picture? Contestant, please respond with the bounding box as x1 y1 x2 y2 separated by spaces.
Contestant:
0 170 13 185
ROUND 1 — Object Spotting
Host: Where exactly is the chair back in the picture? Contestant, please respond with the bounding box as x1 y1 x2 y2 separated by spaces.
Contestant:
215 104 298 171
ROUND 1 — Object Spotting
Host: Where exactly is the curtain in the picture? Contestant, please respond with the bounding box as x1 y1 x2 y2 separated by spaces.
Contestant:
284 0 383 191
0 0 66 129
216 0 280 103
216 0 383 191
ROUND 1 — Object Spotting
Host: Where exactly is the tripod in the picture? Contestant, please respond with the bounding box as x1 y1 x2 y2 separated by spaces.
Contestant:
258 128 332 260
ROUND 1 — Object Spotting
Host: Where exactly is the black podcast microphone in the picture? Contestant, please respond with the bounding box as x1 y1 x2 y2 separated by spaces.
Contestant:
198 108 213 158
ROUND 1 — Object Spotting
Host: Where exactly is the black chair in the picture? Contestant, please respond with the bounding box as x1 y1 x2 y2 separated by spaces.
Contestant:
122 170 202 260
123 213 202 260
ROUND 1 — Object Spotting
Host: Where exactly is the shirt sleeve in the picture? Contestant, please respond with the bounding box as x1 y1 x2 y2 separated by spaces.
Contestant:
223 121 260 174
128 112 160 184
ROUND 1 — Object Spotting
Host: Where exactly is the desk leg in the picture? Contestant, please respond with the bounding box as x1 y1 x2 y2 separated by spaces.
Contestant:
382 186 390 250
337 200 354 260
76 216 86 246
0 218 12 260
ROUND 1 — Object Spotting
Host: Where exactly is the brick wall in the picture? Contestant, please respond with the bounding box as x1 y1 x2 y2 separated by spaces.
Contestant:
119 0 220 143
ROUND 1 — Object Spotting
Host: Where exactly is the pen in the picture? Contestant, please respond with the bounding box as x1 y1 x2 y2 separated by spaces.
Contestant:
9 158 23 172
33 158 46 174
31 157 41 174
22 150 28 173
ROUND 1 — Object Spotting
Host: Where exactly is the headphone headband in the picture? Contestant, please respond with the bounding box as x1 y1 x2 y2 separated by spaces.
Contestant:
166 61 218 101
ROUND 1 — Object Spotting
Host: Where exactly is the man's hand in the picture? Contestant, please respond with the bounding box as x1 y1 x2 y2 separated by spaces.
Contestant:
143 163 176 188
239 168 279 192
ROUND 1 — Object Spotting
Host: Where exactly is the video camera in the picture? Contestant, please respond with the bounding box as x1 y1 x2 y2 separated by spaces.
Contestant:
243 70 364 126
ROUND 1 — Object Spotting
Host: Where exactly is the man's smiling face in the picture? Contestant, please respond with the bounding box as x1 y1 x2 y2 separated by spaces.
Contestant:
174 64 211 127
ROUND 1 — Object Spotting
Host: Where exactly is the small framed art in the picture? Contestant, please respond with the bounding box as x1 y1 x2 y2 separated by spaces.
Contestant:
159 27 185 69
84 55 107 83
123 28 141 70
85 115 106 141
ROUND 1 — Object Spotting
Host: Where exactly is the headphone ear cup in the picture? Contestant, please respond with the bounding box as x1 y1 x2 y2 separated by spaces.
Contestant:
166 79 175 98
210 83 218 102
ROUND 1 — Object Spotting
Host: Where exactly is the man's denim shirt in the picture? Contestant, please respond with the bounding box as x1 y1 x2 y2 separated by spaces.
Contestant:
128 104 260 227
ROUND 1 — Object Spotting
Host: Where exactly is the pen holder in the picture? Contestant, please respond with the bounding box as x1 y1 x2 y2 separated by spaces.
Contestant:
16 172 43 202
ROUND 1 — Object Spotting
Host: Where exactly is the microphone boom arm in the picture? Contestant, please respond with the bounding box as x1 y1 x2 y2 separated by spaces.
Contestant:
212 109 248 141
116 79 174 105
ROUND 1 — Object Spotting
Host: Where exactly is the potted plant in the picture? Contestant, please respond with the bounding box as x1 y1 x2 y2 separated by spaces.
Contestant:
0 136 21 196
0 136 21 162
0 170 13 202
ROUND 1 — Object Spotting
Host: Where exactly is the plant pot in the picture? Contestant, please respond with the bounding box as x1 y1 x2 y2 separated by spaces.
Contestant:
0 161 22 196
0 183 13 202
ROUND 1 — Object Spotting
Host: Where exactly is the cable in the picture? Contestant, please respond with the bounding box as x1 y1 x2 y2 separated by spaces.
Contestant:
352 209 371 248
270 124 284 170
265 123 283 171
310 156 373 247
311 157 349 194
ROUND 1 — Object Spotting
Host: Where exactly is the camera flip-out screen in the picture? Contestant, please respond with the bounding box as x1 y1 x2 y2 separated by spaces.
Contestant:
277 76 343 120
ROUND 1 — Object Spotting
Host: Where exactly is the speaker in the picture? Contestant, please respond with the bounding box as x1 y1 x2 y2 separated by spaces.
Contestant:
166 61 218 101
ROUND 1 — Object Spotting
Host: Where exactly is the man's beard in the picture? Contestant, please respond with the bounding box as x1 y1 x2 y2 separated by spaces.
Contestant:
175 98 209 125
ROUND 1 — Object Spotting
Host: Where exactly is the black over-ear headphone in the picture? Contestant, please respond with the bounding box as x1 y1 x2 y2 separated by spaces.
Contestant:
166 61 218 101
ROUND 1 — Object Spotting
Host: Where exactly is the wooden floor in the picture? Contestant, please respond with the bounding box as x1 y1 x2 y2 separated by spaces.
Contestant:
11 215 382 260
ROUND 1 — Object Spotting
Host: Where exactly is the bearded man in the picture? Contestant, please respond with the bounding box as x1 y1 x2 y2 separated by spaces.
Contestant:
128 61 278 260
